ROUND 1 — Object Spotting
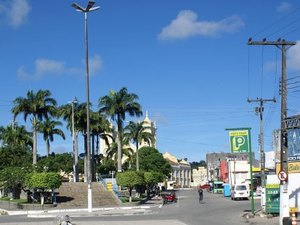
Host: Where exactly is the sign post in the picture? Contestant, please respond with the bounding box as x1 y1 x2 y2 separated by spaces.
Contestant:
226 128 255 215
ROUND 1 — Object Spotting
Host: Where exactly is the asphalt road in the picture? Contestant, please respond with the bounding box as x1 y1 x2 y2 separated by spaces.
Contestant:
0 189 279 225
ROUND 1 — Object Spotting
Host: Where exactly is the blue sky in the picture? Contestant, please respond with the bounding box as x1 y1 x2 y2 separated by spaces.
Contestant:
1 0 300 162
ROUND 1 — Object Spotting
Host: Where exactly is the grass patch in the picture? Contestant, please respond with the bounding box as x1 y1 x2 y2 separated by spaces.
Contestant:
0 197 27 204
120 196 144 203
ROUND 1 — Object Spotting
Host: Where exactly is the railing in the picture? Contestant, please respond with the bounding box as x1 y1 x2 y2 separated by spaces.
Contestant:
98 174 121 201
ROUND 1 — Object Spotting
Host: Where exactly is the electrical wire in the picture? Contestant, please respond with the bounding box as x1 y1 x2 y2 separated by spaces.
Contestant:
267 16 300 38
248 46 251 99
281 25 300 38
260 46 265 98
274 48 279 97
251 5 300 38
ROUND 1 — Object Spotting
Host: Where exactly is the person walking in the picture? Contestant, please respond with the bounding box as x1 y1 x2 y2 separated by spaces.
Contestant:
198 188 204 204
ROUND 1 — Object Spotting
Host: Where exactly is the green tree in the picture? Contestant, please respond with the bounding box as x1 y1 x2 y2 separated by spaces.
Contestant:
137 147 172 177
99 87 142 172
190 160 207 169
90 111 112 181
144 171 164 185
73 102 91 181
36 153 73 173
0 123 32 148
37 118 65 156
105 131 134 169
25 172 61 203
58 100 81 182
144 171 164 199
124 121 155 171
12 89 57 164
116 171 144 202
59 102 90 181
97 158 116 175
26 172 61 190
0 167 29 199
0 145 32 170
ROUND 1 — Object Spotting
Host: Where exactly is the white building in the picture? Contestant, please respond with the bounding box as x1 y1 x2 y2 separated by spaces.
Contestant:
227 160 250 186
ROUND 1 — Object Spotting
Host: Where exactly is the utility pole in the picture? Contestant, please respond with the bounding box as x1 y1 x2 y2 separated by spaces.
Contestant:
247 97 276 188
248 97 275 212
248 38 296 225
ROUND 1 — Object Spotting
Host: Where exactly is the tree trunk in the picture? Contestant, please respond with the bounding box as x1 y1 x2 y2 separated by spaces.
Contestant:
12 187 21 199
96 134 99 156
32 116 37 165
129 187 132 203
136 142 139 171
91 134 95 181
46 139 50 157
117 117 122 172
74 131 79 182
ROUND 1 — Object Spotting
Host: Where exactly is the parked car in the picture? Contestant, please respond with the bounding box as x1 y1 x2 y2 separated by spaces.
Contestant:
231 184 249 200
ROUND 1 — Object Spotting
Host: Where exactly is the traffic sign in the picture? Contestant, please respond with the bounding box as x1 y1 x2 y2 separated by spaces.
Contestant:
278 170 288 181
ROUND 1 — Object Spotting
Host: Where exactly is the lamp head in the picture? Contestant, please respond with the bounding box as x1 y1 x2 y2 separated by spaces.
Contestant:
72 3 85 12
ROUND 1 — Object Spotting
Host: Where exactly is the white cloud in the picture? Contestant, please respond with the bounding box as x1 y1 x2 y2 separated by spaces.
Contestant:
18 58 65 80
36 59 65 77
276 2 292 13
287 41 300 71
17 55 103 80
81 54 103 76
158 10 244 40
0 0 31 28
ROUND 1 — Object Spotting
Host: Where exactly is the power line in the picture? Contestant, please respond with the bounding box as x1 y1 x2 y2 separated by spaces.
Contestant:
251 6 300 38
267 16 300 38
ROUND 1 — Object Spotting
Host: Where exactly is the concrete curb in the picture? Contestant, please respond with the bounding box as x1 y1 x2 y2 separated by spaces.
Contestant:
29 206 155 218
1 204 156 217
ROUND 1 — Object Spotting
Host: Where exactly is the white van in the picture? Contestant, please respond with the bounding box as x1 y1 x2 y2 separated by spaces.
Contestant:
231 184 249 200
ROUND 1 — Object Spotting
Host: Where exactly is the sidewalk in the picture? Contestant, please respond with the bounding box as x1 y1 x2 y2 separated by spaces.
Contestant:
242 209 280 225
1 198 162 218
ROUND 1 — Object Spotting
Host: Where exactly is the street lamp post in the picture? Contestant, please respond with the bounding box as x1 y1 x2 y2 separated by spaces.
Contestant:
71 0 100 213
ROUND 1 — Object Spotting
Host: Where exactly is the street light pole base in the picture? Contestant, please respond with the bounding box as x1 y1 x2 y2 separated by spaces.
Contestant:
88 183 92 212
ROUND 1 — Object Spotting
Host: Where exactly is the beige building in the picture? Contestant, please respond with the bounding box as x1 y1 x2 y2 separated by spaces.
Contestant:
191 166 207 187
163 152 192 188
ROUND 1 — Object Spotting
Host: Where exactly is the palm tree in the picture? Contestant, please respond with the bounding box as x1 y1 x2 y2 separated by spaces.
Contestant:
37 118 65 156
11 89 57 164
124 121 155 171
99 87 142 172
105 131 134 168
90 111 112 181
0 123 33 148
59 102 88 181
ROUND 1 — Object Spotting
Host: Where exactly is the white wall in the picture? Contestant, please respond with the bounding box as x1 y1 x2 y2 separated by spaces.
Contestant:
288 173 300 209
227 160 250 185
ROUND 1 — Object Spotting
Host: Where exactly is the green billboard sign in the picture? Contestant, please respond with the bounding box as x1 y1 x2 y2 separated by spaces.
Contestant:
228 129 250 153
